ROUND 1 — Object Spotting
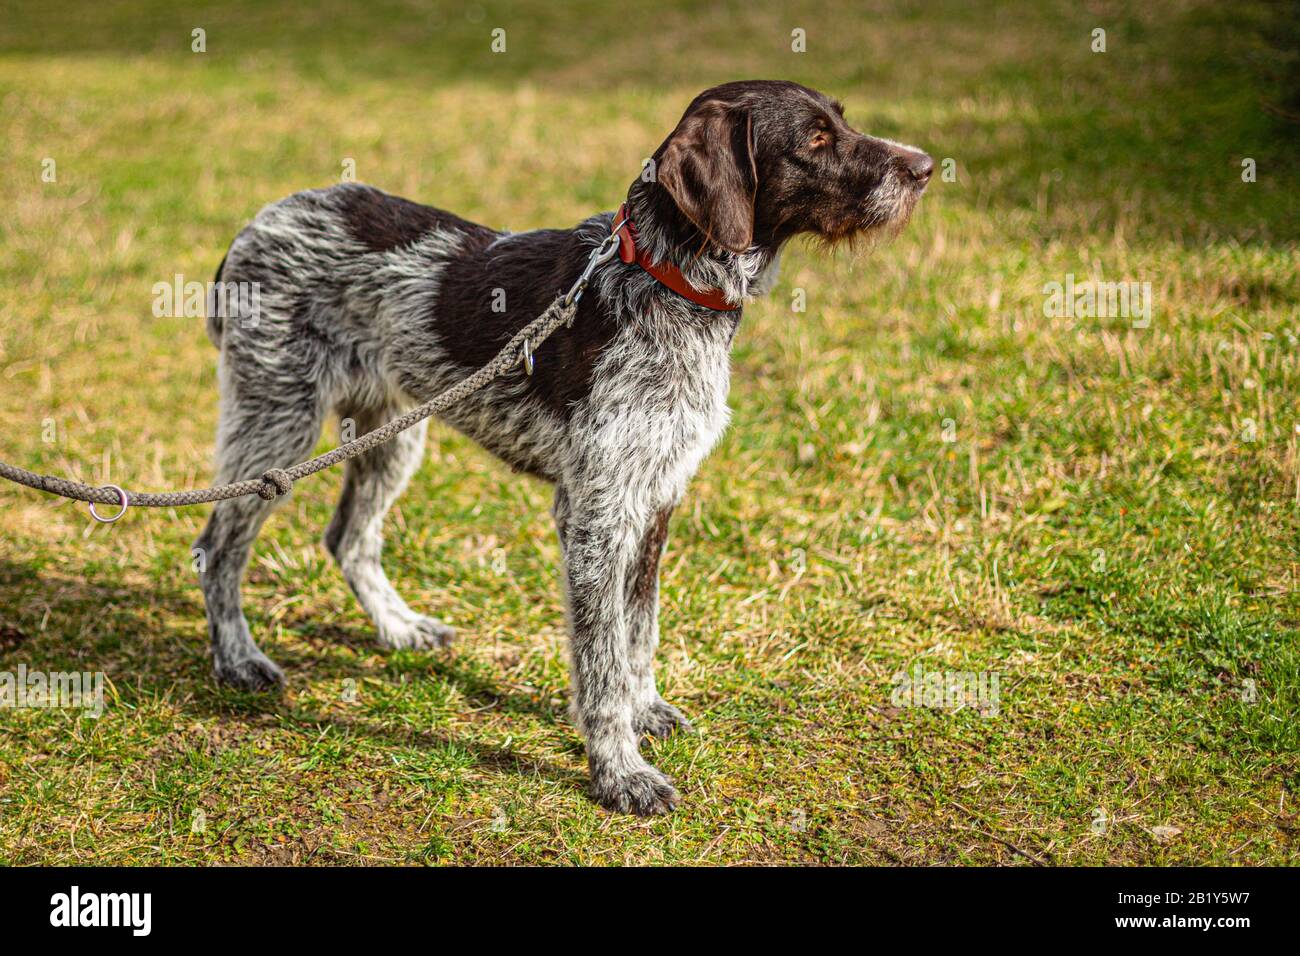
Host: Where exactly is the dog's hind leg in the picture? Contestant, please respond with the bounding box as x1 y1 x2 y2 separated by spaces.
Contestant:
194 387 326 691
324 407 453 650
626 505 692 741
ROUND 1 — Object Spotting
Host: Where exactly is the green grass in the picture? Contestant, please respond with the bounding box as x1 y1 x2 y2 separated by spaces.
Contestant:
1 0 1297 865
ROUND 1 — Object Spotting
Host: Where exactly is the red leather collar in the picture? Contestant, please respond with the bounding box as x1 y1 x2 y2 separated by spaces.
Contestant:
612 204 737 311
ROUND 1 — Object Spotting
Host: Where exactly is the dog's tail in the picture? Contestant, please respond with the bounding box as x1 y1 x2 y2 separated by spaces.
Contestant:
205 250 229 347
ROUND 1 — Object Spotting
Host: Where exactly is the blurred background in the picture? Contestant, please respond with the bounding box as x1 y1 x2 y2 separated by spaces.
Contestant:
0 1 1297 864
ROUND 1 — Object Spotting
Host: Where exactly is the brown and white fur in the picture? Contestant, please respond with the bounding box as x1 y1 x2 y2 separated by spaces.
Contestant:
195 80 932 815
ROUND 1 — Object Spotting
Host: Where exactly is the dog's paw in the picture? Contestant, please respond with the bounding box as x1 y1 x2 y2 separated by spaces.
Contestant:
214 652 286 692
590 764 681 816
377 614 455 651
635 699 693 741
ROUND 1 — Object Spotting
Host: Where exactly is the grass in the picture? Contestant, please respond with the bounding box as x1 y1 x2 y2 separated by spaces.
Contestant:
0 0 1298 865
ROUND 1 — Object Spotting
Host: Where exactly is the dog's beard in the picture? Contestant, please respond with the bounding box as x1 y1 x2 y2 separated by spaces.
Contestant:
861 174 923 238
810 177 923 255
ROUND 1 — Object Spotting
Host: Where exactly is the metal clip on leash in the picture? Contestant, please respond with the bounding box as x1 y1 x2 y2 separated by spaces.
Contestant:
522 218 625 376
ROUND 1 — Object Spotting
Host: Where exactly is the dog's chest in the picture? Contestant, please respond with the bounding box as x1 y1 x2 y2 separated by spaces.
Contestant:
572 315 734 503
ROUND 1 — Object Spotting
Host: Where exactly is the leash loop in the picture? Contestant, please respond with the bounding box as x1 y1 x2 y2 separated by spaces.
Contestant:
88 484 129 523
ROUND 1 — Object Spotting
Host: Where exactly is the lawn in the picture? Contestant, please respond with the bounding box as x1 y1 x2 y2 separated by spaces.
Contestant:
0 0 1297 864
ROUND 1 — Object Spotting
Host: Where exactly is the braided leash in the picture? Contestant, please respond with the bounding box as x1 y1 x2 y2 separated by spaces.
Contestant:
0 287 585 523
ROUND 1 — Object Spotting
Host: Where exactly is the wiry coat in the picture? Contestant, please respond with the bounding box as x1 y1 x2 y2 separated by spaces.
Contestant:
195 80 930 814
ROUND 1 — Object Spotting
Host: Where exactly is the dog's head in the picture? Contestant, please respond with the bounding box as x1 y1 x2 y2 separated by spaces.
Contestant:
643 80 932 253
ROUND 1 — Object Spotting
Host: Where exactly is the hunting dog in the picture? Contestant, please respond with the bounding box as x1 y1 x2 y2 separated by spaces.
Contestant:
197 80 931 814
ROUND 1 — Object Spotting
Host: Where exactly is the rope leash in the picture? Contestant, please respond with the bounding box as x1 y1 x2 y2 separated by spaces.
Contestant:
0 224 624 522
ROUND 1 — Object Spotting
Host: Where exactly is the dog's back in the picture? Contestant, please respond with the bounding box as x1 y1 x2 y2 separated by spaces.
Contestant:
210 184 639 478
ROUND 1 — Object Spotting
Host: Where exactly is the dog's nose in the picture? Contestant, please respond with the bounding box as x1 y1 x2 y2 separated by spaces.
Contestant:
904 151 933 184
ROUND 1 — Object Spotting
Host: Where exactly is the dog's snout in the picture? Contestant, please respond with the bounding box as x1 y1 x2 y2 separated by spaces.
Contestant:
904 151 933 184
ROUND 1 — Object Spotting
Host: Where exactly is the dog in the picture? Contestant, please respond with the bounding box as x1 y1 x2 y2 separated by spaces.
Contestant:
196 80 931 815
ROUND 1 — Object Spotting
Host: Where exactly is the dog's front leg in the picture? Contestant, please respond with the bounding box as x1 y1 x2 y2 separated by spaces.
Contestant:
559 493 680 815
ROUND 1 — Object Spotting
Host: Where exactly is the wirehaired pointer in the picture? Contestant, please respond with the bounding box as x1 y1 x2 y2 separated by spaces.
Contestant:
197 80 932 814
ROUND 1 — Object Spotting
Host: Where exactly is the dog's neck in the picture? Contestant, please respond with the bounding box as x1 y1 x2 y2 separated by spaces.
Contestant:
624 181 783 309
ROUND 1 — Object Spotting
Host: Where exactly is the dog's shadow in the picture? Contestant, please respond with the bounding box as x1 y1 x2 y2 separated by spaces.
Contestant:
0 557 582 789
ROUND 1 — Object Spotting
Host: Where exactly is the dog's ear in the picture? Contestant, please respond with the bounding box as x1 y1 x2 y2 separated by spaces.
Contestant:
655 99 756 254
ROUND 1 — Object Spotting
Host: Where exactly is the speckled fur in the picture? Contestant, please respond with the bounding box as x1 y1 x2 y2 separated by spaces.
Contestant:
194 80 930 814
